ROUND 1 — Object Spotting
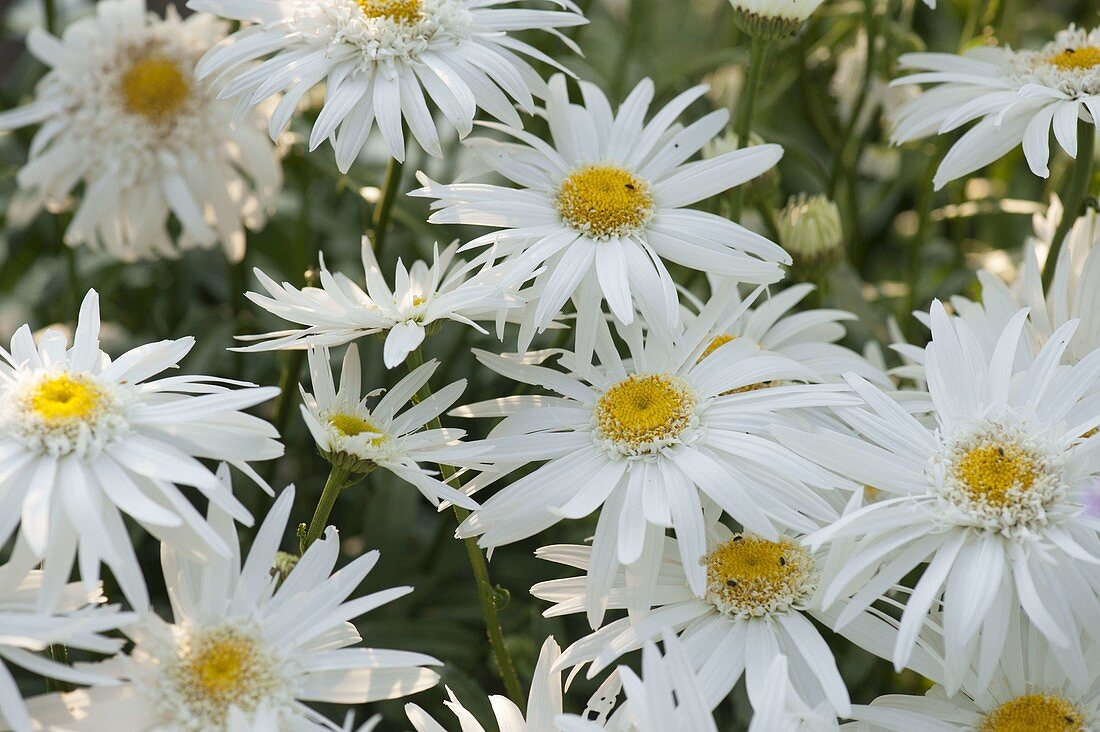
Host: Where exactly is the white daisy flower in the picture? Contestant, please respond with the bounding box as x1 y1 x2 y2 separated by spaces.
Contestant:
0 0 282 262
405 635 565 732
774 302 1100 694
187 0 586 169
531 522 937 719
301 343 484 509
23 479 442 731
0 552 134 732
411 74 790 355
847 612 1100 732
748 656 838 732
237 237 529 368
451 286 853 625
555 633 719 732
890 25 1100 189
0 290 281 612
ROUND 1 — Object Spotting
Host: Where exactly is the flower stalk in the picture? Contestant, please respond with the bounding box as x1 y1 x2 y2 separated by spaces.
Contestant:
730 36 771 221
1044 121 1097 289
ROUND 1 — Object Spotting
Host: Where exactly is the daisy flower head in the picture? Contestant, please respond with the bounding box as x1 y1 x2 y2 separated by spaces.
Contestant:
726 0 828 39
0 290 281 612
0 0 282 262
300 343 484 509
890 25 1100 189
774 301 1100 695
453 285 854 625
412 74 790 356
847 612 1100 732
239 237 530 368
532 521 937 719
0 552 135 732
187 0 586 170
405 635 566 732
23 479 441 731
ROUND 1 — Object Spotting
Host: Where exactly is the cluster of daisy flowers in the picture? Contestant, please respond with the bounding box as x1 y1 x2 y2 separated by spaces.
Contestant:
4 0 1100 728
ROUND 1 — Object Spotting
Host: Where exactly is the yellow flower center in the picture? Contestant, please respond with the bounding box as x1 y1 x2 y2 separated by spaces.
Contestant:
31 374 101 422
556 165 654 239
357 0 423 22
954 443 1038 507
594 374 695 455
704 535 814 617
978 694 1085 732
171 627 280 725
699 334 736 361
1047 46 1100 71
121 56 190 121
411 295 428 307
329 413 379 437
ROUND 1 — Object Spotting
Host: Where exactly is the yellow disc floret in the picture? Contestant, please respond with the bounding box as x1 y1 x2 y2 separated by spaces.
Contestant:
357 0 423 22
121 56 190 121
329 413 379 437
31 374 101 422
699 334 736 361
954 443 1038 508
704 535 815 617
557 165 654 239
594 374 696 456
1047 46 1100 71
978 693 1085 732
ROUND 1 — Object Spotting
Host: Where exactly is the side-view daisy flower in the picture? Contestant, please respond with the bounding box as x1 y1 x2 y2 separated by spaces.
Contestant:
890 25 1100 189
0 290 281 611
0 552 134 732
0 0 281 261
453 288 853 625
24 478 441 731
847 611 1100 731
412 74 790 355
188 0 586 168
405 635 564 732
301 344 484 509
238 237 529 368
774 302 1100 694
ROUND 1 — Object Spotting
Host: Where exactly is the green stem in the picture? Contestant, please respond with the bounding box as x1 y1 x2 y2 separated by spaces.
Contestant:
302 462 353 551
730 36 770 222
42 0 58 33
45 644 71 693
1043 122 1097 290
369 156 405 259
611 0 646 99
405 348 526 709
829 0 878 198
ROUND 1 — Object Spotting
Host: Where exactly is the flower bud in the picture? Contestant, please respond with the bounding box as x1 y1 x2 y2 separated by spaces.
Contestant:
777 193 844 273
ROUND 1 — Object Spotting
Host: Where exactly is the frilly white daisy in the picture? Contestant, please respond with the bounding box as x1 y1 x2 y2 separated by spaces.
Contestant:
412 74 790 357
238 237 529 368
187 0 586 169
0 553 134 732
0 0 282 261
775 302 1100 695
301 344 485 509
0 290 281 612
890 25 1100 189
22 478 441 731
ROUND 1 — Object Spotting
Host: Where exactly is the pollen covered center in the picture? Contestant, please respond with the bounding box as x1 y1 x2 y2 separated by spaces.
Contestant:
978 693 1085 732
121 56 190 121
31 374 101 422
704 535 815 617
557 165 654 239
357 0 423 22
330 413 378 437
1047 46 1100 71
955 443 1037 507
699 334 736 360
594 374 696 455
170 626 281 726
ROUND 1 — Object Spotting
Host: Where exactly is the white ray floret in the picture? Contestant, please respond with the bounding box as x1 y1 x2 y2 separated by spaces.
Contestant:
0 290 281 611
0 0 282 261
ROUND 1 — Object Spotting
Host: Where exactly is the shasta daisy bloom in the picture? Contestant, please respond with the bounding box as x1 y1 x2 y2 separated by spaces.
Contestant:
23 480 441 731
452 289 853 625
187 0 585 169
774 302 1100 694
301 344 483 509
0 0 282 262
532 522 939 719
412 74 790 354
890 25 1100 189
0 554 134 732
848 612 1100 731
238 237 528 368
0 290 281 612
405 635 565 732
